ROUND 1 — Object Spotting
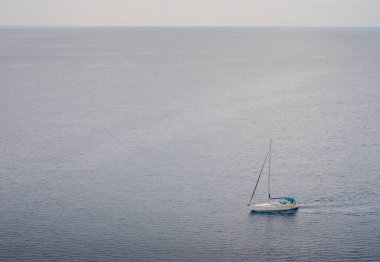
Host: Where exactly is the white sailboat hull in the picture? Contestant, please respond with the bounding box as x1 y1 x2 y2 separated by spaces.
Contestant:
250 203 298 212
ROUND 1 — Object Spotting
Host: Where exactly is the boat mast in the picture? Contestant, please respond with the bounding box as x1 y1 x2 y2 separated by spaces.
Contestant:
268 139 272 202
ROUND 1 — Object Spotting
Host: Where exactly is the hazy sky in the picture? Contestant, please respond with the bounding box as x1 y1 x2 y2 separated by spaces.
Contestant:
0 0 380 27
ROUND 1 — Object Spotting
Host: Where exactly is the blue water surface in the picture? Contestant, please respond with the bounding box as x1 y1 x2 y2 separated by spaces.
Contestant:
0 27 379 261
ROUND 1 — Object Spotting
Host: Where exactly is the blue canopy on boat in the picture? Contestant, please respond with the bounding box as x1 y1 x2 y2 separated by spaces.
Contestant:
282 197 296 202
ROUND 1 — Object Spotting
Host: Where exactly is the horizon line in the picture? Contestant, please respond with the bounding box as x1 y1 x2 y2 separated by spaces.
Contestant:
1 25 380 29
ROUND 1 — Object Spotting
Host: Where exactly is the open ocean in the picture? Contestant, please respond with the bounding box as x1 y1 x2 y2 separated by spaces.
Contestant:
1 27 380 261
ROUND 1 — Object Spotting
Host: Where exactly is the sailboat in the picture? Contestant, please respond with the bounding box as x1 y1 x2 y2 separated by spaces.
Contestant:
247 140 298 212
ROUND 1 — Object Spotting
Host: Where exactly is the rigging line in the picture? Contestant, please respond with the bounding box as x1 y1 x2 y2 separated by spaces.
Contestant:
247 151 269 206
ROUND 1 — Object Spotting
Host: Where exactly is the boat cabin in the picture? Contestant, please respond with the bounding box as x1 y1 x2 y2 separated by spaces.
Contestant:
271 197 297 206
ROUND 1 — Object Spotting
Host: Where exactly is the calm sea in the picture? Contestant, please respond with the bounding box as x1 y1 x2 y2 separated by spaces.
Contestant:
1 27 380 261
